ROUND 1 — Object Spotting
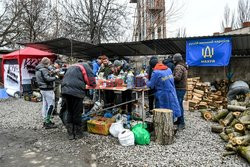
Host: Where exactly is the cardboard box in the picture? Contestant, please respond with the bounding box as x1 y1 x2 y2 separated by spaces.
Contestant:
87 117 115 135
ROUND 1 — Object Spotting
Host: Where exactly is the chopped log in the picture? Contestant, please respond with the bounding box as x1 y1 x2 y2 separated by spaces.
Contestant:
153 109 174 145
227 105 247 112
239 115 250 125
228 132 243 140
200 110 213 120
219 132 229 142
241 110 250 117
222 151 236 157
187 81 194 85
220 112 234 127
193 89 204 95
215 101 223 104
245 130 250 135
247 125 250 130
215 91 222 96
193 92 203 98
234 135 250 146
234 123 245 133
229 119 240 127
225 143 237 152
212 109 229 122
196 82 202 87
210 94 220 100
192 96 202 102
192 77 201 81
187 85 194 91
211 125 224 133
237 146 250 163
230 138 237 146
225 128 234 135
189 100 198 107
232 112 241 118
198 105 208 110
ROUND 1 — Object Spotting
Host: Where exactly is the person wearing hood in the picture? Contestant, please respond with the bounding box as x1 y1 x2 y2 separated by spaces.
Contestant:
147 57 158 111
173 53 188 129
163 56 175 72
147 62 181 121
36 57 58 129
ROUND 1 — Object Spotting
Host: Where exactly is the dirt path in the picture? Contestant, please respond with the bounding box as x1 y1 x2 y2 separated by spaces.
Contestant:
0 127 93 167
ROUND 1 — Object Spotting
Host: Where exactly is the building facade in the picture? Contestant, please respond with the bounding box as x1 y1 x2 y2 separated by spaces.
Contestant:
131 0 166 41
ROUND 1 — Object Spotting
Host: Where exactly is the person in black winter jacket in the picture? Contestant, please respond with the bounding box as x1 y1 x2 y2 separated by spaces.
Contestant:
147 56 158 111
163 56 175 72
36 57 57 129
61 62 96 140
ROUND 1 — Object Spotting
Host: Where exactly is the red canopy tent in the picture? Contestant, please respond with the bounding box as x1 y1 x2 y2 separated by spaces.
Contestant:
2 47 55 93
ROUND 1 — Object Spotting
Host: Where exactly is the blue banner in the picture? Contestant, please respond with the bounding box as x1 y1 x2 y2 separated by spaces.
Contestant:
186 37 232 66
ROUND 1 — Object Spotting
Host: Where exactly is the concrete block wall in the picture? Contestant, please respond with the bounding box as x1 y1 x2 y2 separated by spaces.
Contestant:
188 57 250 84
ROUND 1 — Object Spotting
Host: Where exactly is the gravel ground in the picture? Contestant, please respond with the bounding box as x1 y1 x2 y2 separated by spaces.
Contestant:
0 98 249 167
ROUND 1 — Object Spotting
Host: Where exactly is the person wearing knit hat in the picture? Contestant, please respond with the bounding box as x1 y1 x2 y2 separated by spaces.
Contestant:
114 60 122 67
173 53 188 130
173 53 183 63
163 56 175 72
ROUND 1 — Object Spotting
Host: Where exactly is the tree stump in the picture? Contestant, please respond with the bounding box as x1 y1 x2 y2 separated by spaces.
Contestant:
153 109 174 145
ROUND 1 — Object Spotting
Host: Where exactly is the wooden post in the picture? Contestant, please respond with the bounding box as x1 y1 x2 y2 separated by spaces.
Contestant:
153 109 174 145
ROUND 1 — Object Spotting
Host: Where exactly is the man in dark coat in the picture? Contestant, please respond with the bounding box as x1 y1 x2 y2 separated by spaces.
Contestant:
163 56 175 72
61 62 96 140
147 57 158 111
173 53 188 130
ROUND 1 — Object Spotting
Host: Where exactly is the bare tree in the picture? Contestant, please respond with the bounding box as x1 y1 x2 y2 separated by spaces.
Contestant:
60 0 130 44
0 0 23 47
17 0 54 42
176 27 186 37
221 4 236 30
237 0 250 27
165 0 185 23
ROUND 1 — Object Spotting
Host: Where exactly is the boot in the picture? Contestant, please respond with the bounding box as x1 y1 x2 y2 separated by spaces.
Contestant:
74 125 84 139
65 123 75 140
44 122 57 129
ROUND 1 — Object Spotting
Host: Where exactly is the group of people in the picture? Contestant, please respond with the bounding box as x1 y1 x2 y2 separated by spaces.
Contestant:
35 53 188 140
35 55 131 140
147 53 188 129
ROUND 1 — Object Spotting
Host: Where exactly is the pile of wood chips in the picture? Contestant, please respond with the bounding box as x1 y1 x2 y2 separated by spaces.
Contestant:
186 77 228 111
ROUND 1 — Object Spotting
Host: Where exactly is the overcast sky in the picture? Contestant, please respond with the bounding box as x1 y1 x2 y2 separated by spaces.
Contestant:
128 0 240 38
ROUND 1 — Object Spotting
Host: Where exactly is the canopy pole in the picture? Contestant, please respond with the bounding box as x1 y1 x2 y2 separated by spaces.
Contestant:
70 38 73 63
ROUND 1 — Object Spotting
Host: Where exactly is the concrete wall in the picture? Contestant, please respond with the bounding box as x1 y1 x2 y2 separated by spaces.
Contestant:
188 57 250 84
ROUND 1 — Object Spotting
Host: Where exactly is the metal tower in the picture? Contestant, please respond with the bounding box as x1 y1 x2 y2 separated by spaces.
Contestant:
131 0 166 41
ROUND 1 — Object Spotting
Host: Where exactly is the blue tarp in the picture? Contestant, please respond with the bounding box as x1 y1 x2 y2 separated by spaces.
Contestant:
0 89 9 99
186 37 232 66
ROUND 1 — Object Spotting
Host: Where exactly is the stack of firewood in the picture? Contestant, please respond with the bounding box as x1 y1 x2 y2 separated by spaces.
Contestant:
199 94 250 163
186 77 228 111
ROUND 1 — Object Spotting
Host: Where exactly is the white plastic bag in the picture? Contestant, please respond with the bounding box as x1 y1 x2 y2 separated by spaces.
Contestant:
109 121 124 138
118 129 135 146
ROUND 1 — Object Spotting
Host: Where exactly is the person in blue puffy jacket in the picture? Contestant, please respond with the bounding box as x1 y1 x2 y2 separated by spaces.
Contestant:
146 62 181 121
